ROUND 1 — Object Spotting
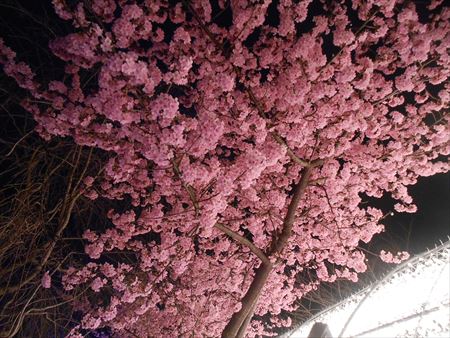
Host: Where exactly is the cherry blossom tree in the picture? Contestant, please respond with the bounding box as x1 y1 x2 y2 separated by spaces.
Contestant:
0 0 449 337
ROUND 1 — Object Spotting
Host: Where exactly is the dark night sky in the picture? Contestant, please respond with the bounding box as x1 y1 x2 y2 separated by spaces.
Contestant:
386 172 449 254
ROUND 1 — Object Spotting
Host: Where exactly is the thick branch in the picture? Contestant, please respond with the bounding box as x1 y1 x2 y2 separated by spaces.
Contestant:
223 165 317 337
268 165 313 255
214 223 270 265
222 262 273 338
271 132 310 167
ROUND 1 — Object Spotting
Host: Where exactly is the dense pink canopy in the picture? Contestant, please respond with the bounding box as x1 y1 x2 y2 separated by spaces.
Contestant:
1 0 449 336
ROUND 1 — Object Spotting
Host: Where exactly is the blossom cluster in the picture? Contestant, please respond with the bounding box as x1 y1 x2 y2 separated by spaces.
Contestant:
379 250 411 264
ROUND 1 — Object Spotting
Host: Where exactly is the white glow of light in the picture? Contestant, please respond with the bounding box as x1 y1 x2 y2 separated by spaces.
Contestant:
288 241 450 338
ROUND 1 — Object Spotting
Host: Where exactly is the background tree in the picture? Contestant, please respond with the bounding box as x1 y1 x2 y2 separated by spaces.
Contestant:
0 0 449 337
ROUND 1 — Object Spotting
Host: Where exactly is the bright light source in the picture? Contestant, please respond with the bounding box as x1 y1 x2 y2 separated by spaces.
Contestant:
288 241 450 338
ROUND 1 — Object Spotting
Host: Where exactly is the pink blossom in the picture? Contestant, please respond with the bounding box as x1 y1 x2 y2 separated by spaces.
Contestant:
41 271 51 289
91 277 107 292
380 250 410 264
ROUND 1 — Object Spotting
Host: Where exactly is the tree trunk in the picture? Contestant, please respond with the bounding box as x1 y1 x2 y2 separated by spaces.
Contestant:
222 262 272 337
222 166 314 337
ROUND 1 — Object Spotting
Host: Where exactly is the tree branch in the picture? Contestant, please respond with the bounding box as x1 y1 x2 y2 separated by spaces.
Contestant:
0 190 82 297
222 163 320 337
222 262 273 338
268 165 313 256
271 132 311 167
214 223 271 266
